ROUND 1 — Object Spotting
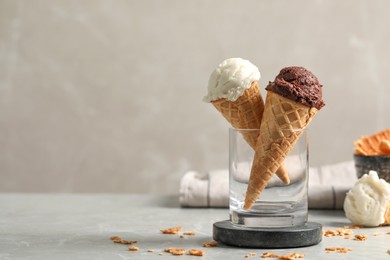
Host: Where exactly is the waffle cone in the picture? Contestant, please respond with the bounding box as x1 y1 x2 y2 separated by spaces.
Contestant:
354 129 390 156
212 83 289 183
244 91 318 210
212 82 264 149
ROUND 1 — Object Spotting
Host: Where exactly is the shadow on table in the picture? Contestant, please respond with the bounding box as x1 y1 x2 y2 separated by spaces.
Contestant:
310 210 351 227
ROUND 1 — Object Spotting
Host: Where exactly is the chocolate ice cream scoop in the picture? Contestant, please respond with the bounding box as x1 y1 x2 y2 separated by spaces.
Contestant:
266 66 325 109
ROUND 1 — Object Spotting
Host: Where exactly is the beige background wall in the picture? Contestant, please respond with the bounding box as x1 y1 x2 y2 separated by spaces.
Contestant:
0 0 389 194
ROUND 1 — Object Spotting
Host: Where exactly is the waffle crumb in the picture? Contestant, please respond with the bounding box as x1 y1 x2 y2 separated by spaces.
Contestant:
288 252 304 258
110 236 121 241
110 236 137 245
323 230 338 237
189 249 205 256
279 252 304 259
278 256 295 260
203 241 218 247
161 226 182 234
322 230 336 237
354 234 367 241
128 246 139 251
337 248 351 254
337 228 353 235
344 235 351 239
159 253 164 256
245 252 257 258
171 249 186 255
165 248 186 255
183 231 196 236
120 239 137 244
262 252 280 258
323 228 353 237
387 249 390 254
261 252 304 259
325 247 351 253
147 249 154 252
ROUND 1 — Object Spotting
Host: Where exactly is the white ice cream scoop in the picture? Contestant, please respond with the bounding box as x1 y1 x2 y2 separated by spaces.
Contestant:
343 170 390 226
203 58 260 102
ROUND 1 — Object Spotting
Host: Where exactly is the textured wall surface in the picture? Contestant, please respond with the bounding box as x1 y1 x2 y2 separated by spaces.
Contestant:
0 0 389 194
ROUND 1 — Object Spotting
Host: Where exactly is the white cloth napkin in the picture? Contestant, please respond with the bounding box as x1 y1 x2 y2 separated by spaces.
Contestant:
179 161 356 209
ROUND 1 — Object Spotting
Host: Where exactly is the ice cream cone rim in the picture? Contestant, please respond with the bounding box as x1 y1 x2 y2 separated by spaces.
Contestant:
208 81 259 103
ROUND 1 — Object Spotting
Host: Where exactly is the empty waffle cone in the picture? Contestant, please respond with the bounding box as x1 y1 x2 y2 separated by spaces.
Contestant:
244 91 318 210
354 129 390 156
212 82 289 184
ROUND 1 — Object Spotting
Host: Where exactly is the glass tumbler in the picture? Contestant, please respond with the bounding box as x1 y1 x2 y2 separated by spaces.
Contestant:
229 128 308 228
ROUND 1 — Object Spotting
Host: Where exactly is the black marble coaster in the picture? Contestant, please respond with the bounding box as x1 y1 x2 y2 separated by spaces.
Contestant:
213 220 322 248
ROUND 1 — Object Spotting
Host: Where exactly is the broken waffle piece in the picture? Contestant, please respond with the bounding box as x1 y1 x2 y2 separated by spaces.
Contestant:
203 241 218 247
160 226 182 234
189 249 205 256
164 248 186 255
354 129 390 155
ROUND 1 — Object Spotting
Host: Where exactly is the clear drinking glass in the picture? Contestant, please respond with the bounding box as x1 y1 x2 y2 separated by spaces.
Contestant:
229 128 308 228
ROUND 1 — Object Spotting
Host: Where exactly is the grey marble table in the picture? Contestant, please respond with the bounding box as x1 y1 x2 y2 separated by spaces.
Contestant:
0 194 389 259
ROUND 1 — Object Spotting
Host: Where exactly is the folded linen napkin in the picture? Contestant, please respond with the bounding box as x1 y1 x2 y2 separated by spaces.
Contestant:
179 161 356 209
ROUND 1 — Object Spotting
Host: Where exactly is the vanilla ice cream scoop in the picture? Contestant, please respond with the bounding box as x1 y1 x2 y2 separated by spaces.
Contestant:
203 58 260 102
343 170 390 226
